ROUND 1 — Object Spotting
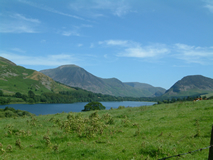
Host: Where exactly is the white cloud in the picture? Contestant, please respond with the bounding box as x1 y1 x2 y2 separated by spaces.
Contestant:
120 45 170 58
0 52 78 66
60 24 92 37
77 44 83 47
99 40 213 65
90 43 95 48
62 30 80 36
175 43 195 50
204 0 213 13
12 13 40 23
174 43 213 64
19 0 84 20
0 13 40 33
99 40 169 58
11 48 26 53
40 39 46 43
99 40 128 46
69 0 132 17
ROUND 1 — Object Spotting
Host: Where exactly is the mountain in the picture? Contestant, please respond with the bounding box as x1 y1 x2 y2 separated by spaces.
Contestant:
163 75 213 97
40 65 166 97
124 82 166 97
0 57 75 95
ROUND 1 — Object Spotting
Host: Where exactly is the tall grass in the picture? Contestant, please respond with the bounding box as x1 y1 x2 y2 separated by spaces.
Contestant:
0 100 212 159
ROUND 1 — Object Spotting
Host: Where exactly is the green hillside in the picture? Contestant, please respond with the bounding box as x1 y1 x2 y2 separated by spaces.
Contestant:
163 75 213 98
0 57 75 96
0 99 212 159
124 82 165 97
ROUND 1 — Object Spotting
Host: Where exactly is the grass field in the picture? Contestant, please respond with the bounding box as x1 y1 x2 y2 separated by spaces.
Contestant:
0 100 212 159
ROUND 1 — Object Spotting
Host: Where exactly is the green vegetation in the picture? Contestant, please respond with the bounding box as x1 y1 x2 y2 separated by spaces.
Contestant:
0 107 34 118
82 102 106 111
0 100 212 159
164 75 213 97
1 87 161 105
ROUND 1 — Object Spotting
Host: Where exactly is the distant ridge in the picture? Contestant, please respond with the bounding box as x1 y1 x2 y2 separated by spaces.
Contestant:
163 75 213 97
40 65 166 97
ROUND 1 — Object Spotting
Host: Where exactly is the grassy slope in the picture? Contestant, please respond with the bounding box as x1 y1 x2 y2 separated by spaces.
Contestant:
0 60 75 96
163 88 213 98
0 100 212 160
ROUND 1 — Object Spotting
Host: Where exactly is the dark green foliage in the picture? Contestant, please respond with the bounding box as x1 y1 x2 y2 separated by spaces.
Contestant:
15 92 22 98
0 97 11 105
157 95 204 104
82 102 106 111
0 106 33 118
0 90 3 96
28 90 35 98
21 94 28 101
5 110 15 117
28 98 35 104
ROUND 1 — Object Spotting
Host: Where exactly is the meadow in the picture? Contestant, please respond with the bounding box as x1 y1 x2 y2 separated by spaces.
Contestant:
0 100 212 160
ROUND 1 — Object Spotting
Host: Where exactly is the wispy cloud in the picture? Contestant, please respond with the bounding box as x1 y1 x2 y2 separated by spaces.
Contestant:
10 48 26 53
204 0 213 13
0 52 78 66
18 0 84 20
119 45 170 58
40 39 46 43
60 24 92 37
62 30 80 36
99 40 128 46
69 0 132 17
77 44 83 47
0 13 40 33
99 40 213 65
174 43 213 64
99 40 170 58
12 13 40 23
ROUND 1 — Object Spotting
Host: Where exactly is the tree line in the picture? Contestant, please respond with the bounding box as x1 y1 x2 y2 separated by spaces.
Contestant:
1 88 212 105
0 88 156 105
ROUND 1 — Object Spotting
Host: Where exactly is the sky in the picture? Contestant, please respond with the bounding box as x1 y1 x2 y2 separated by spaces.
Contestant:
0 0 213 89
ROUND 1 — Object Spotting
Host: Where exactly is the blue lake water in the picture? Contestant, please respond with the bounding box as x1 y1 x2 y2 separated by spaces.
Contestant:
0 101 156 115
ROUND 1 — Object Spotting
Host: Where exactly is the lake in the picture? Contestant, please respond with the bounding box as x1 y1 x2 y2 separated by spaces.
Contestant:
0 101 156 115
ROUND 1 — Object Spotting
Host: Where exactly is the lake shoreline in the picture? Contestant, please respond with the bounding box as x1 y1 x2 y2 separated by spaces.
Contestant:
0 101 156 115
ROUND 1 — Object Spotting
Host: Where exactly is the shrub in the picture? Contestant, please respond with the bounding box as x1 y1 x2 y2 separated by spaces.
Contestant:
82 102 106 111
5 110 15 117
118 106 125 109
15 92 22 98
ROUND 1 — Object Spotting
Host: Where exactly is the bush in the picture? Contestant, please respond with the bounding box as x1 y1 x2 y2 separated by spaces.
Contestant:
15 92 22 98
5 110 15 117
4 107 16 112
82 102 106 111
118 106 125 109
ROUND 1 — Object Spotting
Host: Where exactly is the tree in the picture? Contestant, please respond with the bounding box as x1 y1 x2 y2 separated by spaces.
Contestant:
82 102 106 111
0 90 3 96
21 94 28 101
28 90 35 98
15 92 22 98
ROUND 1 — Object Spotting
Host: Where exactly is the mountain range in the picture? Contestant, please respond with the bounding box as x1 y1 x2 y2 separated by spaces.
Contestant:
40 65 166 97
1 56 213 98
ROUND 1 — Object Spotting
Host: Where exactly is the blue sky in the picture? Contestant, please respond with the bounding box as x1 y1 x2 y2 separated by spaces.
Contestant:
1 0 213 89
